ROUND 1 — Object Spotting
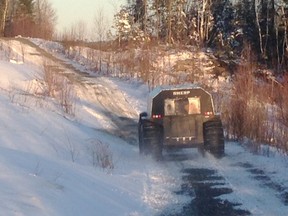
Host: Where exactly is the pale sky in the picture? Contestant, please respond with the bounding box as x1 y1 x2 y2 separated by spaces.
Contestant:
50 0 126 33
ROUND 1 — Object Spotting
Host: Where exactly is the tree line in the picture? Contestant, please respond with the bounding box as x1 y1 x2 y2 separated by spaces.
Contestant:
114 0 288 73
0 0 57 39
1 0 287 73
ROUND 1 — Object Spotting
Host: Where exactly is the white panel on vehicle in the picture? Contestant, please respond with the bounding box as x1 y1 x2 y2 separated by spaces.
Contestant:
188 97 201 114
164 99 175 116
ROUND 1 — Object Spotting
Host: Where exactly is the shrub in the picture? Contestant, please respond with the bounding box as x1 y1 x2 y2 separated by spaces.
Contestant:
222 46 269 145
273 75 288 152
222 46 288 154
89 140 114 170
42 61 76 115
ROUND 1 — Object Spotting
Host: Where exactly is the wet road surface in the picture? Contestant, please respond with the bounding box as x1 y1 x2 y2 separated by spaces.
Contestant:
166 167 250 216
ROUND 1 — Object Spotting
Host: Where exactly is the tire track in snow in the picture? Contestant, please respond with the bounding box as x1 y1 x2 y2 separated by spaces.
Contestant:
79 77 139 144
159 149 250 216
159 142 288 216
234 162 288 206
23 37 140 144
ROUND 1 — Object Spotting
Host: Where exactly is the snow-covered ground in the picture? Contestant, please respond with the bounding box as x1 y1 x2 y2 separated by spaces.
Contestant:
0 38 191 216
0 37 287 216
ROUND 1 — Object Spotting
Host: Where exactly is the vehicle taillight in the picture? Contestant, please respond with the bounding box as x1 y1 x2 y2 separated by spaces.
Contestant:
152 114 162 119
204 111 213 116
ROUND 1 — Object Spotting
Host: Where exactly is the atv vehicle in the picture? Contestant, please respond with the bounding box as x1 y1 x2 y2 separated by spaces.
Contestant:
138 85 224 159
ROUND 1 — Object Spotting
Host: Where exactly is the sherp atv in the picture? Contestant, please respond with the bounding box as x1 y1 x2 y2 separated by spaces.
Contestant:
138 85 225 159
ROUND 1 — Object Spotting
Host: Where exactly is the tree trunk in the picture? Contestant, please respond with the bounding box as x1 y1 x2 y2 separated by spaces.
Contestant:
255 0 264 56
281 6 287 67
200 0 207 42
143 0 147 35
263 0 270 56
0 0 9 36
199 0 211 44
167 0 172 44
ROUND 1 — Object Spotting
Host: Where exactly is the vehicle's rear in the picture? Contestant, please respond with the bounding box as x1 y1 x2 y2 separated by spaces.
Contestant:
148 86 215 148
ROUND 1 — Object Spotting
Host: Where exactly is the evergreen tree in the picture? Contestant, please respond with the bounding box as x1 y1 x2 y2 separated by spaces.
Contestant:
17 0 34 15
114 7 133 45
208 0 236 50
133 0 147 31
235 0 259 52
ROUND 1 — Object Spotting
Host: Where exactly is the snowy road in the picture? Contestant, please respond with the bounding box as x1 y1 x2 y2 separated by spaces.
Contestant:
157 142 288 216
26 38 288 215
23 37 142 145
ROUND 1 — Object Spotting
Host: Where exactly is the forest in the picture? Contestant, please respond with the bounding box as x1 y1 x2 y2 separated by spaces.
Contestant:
118 0 288 73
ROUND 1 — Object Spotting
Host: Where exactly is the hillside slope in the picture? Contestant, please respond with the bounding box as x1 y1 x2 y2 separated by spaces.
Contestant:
0 38 189 216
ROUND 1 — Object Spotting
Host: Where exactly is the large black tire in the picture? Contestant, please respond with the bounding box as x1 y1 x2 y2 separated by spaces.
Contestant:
203 118 225 158
138 120 163 160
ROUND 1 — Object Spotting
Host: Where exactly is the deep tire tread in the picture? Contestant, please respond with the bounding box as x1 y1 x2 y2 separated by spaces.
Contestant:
203 118 225 158
138 120 163 160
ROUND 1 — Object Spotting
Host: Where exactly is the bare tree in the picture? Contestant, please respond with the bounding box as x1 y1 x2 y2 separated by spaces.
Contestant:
199 0 212 42
74 20 87 41
93 8 108 72
185 0 213 45
34 0 57 39
61 20 87 42
93 8 107 42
